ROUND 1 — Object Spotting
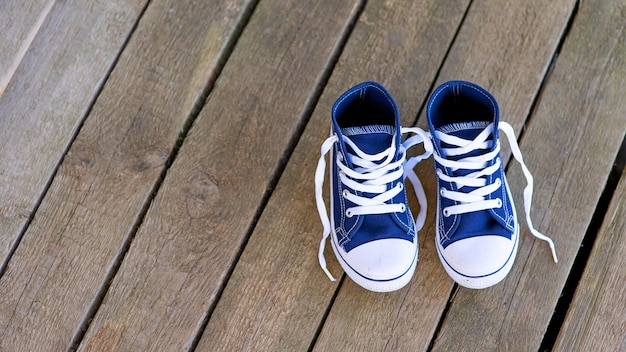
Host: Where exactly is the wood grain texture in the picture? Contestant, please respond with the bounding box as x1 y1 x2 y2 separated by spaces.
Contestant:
0 0 251 350
315 1 576 351
0 0 54 95
76 0 362 350
430 0 578 156
432 0 626 349
0 0 622 349
310 1 470 350
553 2 626 350
0 0 147 265
555 173 626 351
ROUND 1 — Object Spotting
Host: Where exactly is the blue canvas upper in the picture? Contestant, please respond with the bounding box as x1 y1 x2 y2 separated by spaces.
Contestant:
427 81 516 249
330 82 415 252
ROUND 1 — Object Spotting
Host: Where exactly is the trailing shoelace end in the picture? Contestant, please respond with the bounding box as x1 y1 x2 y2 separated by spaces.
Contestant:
531 225 558 263
546 237 558 264
529 227 558 263
318 243 337 281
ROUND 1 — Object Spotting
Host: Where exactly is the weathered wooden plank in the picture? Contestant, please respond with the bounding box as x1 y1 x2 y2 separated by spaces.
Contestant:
432 0 626 349
555 171 626 351
76 0 363 350
314 0 578 351
0 0 253 350
0 0 54 95
433 0 578 156
0 1 147 264
195 1 469 351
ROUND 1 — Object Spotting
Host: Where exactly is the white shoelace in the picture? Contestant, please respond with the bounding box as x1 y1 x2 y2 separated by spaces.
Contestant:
433 122 558 263
315 127 433 281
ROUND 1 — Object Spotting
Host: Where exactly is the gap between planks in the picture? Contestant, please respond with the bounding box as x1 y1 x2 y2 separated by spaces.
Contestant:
409 0 475 128
539 133 626 351
0 0 54 96
0 0 152 280
73 2 360 348
189 2 368 350
66 0 261 350
398 1 581 349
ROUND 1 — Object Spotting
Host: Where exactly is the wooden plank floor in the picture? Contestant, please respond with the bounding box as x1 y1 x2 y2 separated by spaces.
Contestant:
0 0 624 350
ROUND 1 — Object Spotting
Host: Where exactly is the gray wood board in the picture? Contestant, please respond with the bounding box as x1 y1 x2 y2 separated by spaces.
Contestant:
197 0 469 351
77 0 363 350
556 172 626 351
431 0 626 349
0 0 148 264
0 0 54 94
0 0 253 349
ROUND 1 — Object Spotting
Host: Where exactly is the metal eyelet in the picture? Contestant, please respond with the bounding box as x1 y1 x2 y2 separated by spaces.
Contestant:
400 204 406 212
439 187 446 196
496 199 503 208
342 190 349 198
443 208 451 217
398 183 404 191
345 209 353 218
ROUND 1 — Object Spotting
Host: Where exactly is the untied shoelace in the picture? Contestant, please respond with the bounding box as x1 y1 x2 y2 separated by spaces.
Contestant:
433 122 558 263
315 127 433 281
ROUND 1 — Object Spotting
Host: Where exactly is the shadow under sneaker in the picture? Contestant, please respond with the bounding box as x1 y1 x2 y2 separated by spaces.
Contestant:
426 80 558 289
315 81 432 292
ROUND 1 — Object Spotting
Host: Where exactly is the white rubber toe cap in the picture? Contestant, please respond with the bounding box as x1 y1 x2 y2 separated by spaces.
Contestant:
442 235 515 277
342 238 417 281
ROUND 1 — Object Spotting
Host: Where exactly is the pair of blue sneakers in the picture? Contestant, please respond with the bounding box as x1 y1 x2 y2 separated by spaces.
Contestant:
315 81 557 292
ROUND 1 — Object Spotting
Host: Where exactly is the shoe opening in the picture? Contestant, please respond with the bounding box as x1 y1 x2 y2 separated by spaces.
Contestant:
429 81 497 129
334 83 396 129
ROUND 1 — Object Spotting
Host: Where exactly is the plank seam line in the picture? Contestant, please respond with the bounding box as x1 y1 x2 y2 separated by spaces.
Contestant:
396 0 475 349
517 0 580 140
425 1 579 349
498 0 579 236
60 2 155 350
303 3 372 350
495 0 579 276
0 1 153 280
410 0 474 128
0 0 55 96
539 132 626 352
307 276 347 352
65 0 262 350
495 2 584 350
495 0 579 246
426 284 459 352
183 1 369 350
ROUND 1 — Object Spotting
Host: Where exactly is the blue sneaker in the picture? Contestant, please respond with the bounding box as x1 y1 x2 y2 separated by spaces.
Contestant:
427 80 557 289
315 82 432 292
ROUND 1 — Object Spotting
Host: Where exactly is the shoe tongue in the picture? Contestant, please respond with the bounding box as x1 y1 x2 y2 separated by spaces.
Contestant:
437 120 491 139
341 125 395 155
436 121 492 160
